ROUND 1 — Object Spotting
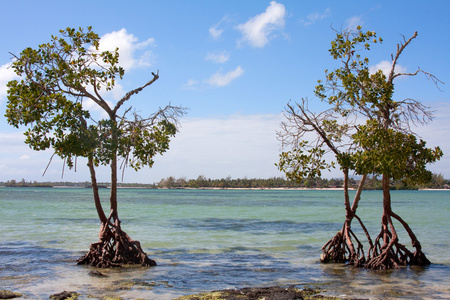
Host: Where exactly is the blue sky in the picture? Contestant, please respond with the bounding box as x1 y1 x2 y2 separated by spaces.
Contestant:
0 1 449 183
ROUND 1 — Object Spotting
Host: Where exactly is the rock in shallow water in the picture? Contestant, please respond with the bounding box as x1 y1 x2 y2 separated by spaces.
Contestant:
88 270 108 277
0 290 22 299
174 286 344 300
49 290 80 300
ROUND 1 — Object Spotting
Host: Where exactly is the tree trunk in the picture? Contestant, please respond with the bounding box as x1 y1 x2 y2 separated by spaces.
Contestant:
88 156 107 224
321 171 371 266
110 120 118 219
365 174 430 269
77 119 156 268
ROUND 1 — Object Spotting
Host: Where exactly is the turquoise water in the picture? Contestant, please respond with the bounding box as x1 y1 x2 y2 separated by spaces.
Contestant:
0 187 449 299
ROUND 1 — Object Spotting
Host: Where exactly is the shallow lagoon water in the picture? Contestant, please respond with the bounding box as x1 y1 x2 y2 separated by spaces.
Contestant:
0 188 449 299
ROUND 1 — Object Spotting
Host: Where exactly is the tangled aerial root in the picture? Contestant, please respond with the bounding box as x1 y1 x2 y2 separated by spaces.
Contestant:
77 222 156 268
364 212 430 270
321 213 371 267
321 230 366 267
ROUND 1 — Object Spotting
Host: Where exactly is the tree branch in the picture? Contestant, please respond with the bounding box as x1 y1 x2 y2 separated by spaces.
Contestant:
388 32 418 84
113 71 160 114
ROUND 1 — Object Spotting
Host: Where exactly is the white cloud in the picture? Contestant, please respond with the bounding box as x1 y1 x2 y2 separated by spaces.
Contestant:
182 79 198 90
345 16 363 30
150 105 450 182
97 28 156 70
414 102 450 177
149 114 284 180
85 29 154 114
0 132 52 180
0 114 285 183
205 51 230 64
302 8 331 26
236 1 286 48
209 26 224 40
0 62 19 102
206 66 244 87
1 106 449 183
82 97 114 118
369 60 407 77
0 131 105 182
209 16 231 40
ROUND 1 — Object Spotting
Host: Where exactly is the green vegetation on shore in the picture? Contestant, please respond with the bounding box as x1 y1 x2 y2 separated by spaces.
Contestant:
2 173 448 190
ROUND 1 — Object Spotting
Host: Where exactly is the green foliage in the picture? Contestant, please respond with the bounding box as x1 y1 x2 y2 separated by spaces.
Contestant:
315 27 388 119
278 143 335 183
118 119 177 171
6 27 121 164
352 121 443 185
279 26 442 186
5 27 183 174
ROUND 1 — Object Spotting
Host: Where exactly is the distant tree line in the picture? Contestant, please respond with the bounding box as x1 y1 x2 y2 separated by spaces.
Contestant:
2 173 448 190
156 173 450 190
0 179 155 188
156 175 333 189
2 179 53 187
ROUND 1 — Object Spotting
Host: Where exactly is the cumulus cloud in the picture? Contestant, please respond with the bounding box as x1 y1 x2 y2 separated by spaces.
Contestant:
236 1 286 48
85 29 154 114
0 62 19 102
369 60 407 77
205 66 244 87
302 8 331 26
205 51 230 64
97 28 156 70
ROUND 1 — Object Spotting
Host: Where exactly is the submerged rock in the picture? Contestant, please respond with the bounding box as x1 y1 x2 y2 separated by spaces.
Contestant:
88 270 107 277
175 286 342 300
49 290 80 300
0 290 22 299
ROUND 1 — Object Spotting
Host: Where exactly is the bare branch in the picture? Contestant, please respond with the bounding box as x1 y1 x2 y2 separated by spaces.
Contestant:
113 71 160 114
42 153 56 177
388 31 418 83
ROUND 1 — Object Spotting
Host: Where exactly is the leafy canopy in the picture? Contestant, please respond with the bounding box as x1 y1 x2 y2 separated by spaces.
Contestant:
6 26 184 172
278 26 442 185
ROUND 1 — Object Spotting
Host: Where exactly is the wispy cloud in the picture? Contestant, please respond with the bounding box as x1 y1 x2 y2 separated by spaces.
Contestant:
183 65 243 90
210 26 224 40
0 132 55 181
209 16 231 40
205 51 230 64
236 1 286 48
182 79 199 90
205 66 244 87
150 113 284 181
345 16 363 30
1 105 449 183
302 8 331 26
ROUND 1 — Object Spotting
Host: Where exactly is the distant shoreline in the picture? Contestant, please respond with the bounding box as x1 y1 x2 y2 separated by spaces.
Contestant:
2 185 449 191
